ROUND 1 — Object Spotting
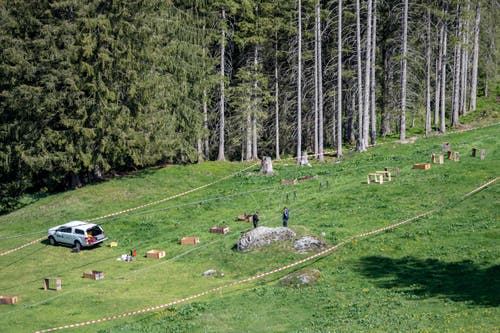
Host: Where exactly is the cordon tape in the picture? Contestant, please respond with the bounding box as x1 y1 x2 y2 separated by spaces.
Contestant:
0 163 259 257
33 177 498 332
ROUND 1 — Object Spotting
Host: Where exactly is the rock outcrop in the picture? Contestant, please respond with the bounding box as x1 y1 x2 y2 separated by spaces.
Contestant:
293 236 327 254
236 227 296 252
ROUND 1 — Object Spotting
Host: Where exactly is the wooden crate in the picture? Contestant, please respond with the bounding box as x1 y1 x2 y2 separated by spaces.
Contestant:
210 226 230 234
0 296 18 304
236 215 253 222
413 163 431 170
299 175 315 181
180 237 200 245
146 250 166 259
376 170 392 182
44 277 62 291
83 270 105 280
280 178 298 185
367 173 383 184
431 154 444 164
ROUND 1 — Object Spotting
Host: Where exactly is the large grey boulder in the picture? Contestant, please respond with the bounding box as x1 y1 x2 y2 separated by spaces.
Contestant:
293 236 327 254
237 227 296 252
280 269 321 288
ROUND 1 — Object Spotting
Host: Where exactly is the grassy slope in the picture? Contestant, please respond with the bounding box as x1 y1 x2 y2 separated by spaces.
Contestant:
0 105 498 332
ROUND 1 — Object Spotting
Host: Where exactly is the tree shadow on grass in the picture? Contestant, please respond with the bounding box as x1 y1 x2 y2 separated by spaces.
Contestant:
356 256 500 307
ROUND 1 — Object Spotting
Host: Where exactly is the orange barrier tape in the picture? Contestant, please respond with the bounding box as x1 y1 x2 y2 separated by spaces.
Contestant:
0 237 46 257
86 163 259 222
0 163 259 257
34 176 497 332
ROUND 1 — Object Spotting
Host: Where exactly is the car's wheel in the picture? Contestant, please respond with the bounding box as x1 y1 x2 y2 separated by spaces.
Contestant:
48 236 57 246
74 241 82 251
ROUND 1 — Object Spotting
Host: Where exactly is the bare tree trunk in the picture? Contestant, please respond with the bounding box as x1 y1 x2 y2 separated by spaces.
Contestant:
485 22 495 98
381 47 393 137
297 0 303 162
252 45 259 160
246 113 252 161
252 116 257 159
363 0 372 149
400 0 408 142
274 33 280 160
356 0 364 151
435 22 444 129
425 7 432 137
469 0 480 112
348 90 356 143
203 89 209 160
370 0 377 145
460 0 470 115
440 1 448 134
217 8 226 161
202 25 209 161
197 138 203 162
314 1 319 159
451 6 462 127
317 1 325 162
337 0 343 158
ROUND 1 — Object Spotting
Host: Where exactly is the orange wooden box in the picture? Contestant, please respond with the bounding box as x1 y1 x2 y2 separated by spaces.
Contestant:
83 270 104 280
146 250 166 259
413 163 431 170
210 226 230 234
179 237 200 245
0 296 18 304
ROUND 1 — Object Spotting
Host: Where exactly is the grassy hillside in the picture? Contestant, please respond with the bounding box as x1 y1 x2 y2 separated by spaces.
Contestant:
0 108 498 332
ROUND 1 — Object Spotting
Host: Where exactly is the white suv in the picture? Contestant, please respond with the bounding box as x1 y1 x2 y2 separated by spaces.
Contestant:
48 221 107 250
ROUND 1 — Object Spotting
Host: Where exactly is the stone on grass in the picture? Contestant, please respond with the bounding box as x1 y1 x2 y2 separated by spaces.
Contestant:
293 236 327 254
236 227 296 252
203 269 224 277
260 156 274 175
280 269 321 288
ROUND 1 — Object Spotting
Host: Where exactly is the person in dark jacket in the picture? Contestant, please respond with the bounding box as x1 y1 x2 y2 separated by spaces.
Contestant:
282 207 289 227
252 211 259 228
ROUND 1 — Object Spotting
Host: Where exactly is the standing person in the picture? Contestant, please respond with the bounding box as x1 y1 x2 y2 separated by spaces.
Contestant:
282 207 289 227
252 211 259 228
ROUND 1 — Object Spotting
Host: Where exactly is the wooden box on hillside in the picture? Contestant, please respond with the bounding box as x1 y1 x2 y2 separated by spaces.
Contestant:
146 250 166 259
44 277 62 291
299 175 315 182
413 163 431 170
236 215 253 222
210 226 230 234
83 270 105 280
280 178 298 185
180 237 200 245
0 296 18 304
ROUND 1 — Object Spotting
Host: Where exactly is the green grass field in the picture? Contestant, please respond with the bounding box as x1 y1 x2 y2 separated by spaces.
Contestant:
0 105 498 332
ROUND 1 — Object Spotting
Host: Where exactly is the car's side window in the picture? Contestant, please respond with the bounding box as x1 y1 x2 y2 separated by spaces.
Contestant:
59 227 72 233
75 229 84 235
